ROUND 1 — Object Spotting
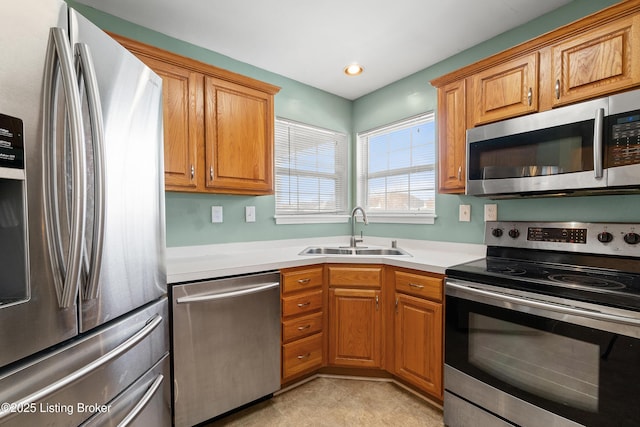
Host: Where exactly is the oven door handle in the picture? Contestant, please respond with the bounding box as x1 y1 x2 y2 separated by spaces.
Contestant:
447 281 640 328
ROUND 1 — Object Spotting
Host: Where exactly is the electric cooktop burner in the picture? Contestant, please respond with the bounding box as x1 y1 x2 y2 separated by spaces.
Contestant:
447 256 640 312
547 274 627 290
446 221 640 312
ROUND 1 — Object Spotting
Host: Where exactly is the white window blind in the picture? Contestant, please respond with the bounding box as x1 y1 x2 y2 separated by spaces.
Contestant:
356 112 436 223
275 118 348 219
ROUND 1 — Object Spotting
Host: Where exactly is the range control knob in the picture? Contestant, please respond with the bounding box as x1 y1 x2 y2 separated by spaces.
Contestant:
508 228 520 239
492 228 503 238
597 232 613 243
624 232 640 245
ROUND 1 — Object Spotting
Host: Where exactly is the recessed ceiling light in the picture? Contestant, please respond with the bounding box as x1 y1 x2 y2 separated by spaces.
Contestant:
344 63 364 76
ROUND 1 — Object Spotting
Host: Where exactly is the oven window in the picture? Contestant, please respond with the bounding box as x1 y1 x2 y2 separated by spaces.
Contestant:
468 313 599 412
445 294 640 426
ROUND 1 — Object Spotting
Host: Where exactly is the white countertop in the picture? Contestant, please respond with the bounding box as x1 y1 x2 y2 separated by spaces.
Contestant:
166 236 486 284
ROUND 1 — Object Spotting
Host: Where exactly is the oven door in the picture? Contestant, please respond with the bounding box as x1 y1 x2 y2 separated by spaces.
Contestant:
466 96 608 197
444 279 640 427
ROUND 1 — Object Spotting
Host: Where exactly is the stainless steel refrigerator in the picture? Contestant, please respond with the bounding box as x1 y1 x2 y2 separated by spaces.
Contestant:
0 1 169 425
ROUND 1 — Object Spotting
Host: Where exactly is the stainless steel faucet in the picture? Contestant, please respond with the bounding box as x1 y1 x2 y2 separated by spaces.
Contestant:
349 206 369 248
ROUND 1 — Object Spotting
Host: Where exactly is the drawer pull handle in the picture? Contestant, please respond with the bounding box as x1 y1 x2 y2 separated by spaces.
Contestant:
297 324 311 331
297 278 311 284
297 302 311 308
409 283 425 289
297 353 311 360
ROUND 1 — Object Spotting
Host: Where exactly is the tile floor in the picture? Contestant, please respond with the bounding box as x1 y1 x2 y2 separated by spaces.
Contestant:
206 376 444 427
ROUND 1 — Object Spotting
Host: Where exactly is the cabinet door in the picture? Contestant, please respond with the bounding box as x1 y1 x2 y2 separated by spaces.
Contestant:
329 288 381 368
395 293 442 398
552 15 640 106
140 57 202 190
437 80 466 193
204 76 274 195
471 52 538 125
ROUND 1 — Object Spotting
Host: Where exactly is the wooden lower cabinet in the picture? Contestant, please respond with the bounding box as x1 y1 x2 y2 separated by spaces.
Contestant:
280 265 325 383
394 293 443 398
280 264 444 402
282 333 323 381
328 287 382 368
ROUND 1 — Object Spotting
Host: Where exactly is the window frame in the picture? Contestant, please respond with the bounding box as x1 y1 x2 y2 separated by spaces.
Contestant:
274 117 350 225
356 112 437 225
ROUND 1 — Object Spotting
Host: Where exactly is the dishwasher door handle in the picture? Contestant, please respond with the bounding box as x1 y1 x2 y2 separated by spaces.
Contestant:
176 282 280 304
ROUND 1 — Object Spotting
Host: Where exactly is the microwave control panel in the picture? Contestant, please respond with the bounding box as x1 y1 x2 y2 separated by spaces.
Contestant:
609 112 640 167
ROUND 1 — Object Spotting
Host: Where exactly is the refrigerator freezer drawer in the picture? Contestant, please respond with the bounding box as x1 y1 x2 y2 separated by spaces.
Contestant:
82 353 171 427
0 297 169 427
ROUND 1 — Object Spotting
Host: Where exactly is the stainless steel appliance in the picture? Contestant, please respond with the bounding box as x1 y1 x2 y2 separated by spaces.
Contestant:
172 271 281 427
0 1 168 425
466 89 640 198
444 221 640 427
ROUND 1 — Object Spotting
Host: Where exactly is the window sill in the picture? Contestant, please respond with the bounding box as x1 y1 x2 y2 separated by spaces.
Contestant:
274 214 351 225
359 213 437 225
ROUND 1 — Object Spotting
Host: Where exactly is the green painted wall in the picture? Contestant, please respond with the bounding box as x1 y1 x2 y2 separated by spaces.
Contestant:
69 0 639 247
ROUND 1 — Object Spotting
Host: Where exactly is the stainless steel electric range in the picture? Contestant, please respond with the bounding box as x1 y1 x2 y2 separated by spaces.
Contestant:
444 221 640 427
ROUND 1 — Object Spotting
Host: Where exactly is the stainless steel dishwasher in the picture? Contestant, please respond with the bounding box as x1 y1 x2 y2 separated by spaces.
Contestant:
171 271 281 427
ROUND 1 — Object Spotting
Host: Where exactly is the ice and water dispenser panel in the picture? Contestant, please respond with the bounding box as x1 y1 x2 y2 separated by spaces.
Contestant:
0 113 29 307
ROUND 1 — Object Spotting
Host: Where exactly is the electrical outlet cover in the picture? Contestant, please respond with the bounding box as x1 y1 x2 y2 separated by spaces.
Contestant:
484 204 498 222
459 205 471 222
211 206 223 223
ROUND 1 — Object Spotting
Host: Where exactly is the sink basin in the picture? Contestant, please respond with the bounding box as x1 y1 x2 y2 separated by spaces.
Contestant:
299 247 354 255
299 246 411 256
354 248 410 256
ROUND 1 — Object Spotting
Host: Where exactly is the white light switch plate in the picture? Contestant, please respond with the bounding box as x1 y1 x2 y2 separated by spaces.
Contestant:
245 206 256 223
484 204 498 222
459 205 471 222
211 206 223 223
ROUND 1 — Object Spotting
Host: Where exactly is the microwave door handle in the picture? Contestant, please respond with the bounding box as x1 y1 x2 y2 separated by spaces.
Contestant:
75 43 106 301
43 27 87 309
594 107 604 179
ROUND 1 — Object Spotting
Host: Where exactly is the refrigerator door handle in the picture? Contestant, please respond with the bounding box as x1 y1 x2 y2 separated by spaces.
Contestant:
42 27 87 309
118 374 165 427
0 314 163 421
75 42 106 301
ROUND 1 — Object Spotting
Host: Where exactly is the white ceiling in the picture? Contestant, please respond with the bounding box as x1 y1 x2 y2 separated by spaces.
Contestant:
75 0 573 100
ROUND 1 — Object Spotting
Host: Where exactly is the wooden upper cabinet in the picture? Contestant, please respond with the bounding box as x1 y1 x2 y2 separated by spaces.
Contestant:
204 77 274 194
551 15 640 107
139 57 203 190
110 34 280 195
471 52 538 125
437 79 466 193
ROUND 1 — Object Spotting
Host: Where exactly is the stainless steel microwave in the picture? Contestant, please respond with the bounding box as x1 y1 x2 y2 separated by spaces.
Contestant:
466 89 640 197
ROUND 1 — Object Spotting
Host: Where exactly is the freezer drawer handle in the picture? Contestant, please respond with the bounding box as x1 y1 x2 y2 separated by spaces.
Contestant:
176 282 279 304
118 374 164 427
0 314 163 421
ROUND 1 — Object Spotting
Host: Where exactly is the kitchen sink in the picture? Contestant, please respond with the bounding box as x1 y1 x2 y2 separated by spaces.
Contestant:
299 246 411 256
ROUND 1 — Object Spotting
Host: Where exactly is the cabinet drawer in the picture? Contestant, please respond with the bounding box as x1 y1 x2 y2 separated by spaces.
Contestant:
282 290 323 317
282 266 323 294
282 312 323 343
282 333 323 380
395 271 442 302
327 266 382 288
